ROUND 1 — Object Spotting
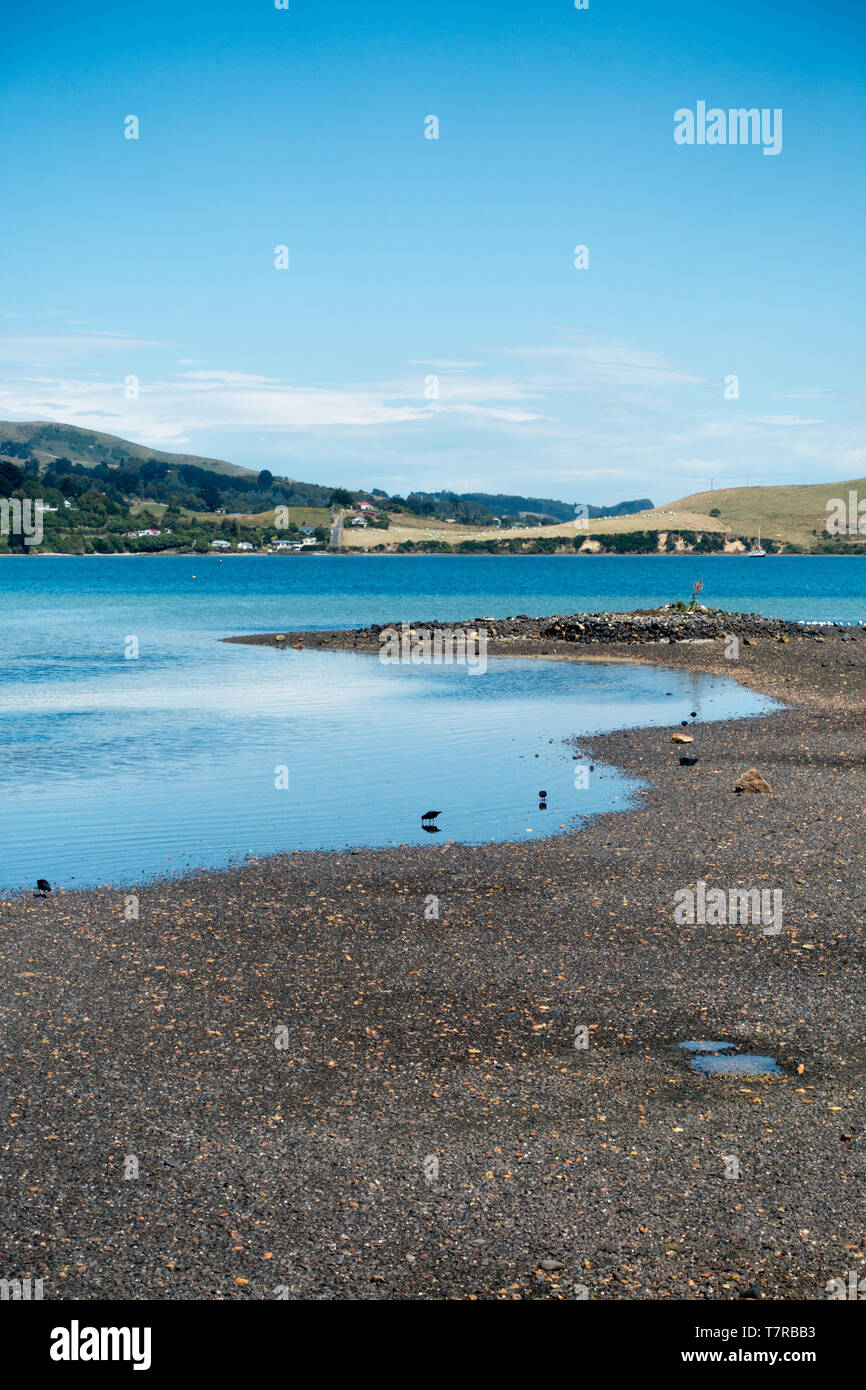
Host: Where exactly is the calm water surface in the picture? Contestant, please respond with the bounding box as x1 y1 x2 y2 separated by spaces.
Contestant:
0 553 821 889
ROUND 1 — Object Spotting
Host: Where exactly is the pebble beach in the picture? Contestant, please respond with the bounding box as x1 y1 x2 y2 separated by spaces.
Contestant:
2 613 864 1300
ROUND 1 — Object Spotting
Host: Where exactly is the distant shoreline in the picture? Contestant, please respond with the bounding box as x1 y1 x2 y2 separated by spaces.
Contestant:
0 549 853 560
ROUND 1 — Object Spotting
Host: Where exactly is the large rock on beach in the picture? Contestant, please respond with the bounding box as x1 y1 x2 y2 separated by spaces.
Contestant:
734 768 773 794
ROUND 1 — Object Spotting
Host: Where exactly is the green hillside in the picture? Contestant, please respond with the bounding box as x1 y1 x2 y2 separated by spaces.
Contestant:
663 479 866 548
0 420 344 515
0 420 255 479
0 420 338 555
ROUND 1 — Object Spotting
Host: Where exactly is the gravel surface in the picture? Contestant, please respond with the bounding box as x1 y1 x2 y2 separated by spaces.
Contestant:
224 604 807 651
2 614 865 1300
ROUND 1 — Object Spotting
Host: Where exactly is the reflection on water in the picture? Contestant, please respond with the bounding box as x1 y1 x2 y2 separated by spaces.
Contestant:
0 633 778 890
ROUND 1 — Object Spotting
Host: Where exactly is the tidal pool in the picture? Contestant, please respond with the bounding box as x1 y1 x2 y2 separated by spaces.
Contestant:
0 642 779 891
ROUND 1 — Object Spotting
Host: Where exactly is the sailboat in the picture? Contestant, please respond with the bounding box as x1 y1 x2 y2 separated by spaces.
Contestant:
747 526 767 557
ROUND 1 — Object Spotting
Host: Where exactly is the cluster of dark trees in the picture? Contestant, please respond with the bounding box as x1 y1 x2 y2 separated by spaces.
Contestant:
387 493 507 525
0 444 333 554
387 490 654 526
43 456 332 515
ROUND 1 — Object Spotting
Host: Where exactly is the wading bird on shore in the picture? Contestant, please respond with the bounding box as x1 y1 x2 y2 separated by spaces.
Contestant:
35 879 51 897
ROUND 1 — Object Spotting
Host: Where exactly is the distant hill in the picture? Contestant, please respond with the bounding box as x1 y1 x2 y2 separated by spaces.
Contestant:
585 497 654 519
0 420 255 479
406 491 654 524
0 420 340 511
0 421 339 556
0 422 655 525
7 418 858 554
662 479 866 548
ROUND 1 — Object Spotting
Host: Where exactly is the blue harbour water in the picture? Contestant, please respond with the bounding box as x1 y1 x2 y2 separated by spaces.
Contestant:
2 552 861 891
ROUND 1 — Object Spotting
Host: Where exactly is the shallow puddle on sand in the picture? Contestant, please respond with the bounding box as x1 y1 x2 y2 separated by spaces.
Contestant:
679 1041 782 1076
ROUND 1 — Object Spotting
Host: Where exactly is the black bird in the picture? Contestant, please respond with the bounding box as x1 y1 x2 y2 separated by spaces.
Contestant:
35 879 51 897
539 790 547 799
679 756 699 767
421 810 441 823
680 720 689 727
690 711 697 718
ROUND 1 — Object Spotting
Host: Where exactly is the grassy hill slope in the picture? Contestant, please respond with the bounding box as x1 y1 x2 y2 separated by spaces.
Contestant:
661 480 864 547
0 420 260 480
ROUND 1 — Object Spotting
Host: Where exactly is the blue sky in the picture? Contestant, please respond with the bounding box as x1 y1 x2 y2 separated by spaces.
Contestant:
1 0 864 503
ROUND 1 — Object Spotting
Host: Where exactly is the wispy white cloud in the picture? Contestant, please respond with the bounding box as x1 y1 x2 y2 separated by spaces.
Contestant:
670 458 732 471
781 388 832 400
0 367 541 445
178 369 278 387
754 415 824 427
405 359 483 369
524 466 637 480
0 331 171 363
494 340 706 390
1 326 862 499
